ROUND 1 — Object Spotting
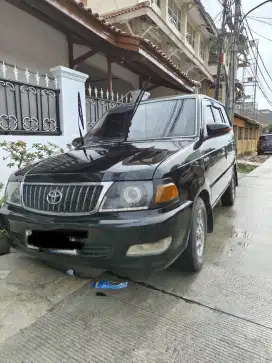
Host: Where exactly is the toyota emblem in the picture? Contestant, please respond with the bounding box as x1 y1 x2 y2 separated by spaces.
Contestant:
47 190 63 205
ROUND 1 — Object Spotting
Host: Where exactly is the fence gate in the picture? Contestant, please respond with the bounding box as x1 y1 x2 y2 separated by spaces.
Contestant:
0 61 61 135
85 86 132 130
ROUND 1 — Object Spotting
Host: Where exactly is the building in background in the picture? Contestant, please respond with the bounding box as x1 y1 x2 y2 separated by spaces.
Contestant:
258 109 272 126
86 0 217 97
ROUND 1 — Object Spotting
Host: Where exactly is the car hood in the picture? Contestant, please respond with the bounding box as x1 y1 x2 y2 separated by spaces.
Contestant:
18 140 194 183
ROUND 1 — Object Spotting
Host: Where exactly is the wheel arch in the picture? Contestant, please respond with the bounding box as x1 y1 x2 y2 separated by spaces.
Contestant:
197 189 213 233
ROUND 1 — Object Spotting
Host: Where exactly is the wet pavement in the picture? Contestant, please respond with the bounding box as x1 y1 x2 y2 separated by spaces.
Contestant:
1 158 272 362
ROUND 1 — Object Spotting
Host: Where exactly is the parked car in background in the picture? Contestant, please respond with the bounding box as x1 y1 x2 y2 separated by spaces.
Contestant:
257 134 272 155
0 95 237 280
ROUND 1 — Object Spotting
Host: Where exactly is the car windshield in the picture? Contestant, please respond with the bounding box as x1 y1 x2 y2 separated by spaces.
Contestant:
84 98 196 144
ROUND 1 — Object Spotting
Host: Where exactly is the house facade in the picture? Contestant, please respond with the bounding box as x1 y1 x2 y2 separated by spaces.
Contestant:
0 0 200 189
86 0 217 97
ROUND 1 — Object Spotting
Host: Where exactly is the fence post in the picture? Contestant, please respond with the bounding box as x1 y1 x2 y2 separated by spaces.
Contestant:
50 66 88 142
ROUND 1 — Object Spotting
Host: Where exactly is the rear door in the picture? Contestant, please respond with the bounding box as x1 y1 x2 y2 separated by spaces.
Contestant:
201 99 231 206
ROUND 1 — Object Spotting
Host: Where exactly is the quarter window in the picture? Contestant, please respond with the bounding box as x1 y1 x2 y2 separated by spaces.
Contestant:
211 107 223 124
168 0 181 31
203 100 214 126
219 106 231 126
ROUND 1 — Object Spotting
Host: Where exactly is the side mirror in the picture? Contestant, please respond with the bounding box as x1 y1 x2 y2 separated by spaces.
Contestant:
206 123 232 138
71 137 82 148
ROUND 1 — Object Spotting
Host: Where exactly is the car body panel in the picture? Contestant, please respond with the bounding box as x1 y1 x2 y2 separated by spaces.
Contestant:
1 94 236 277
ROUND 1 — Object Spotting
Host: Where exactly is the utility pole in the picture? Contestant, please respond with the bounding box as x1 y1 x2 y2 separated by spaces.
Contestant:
253 39 259 119
228 0 242 120
215 0 228 101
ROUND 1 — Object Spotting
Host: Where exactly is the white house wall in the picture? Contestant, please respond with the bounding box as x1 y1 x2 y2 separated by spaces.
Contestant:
0 1 68 73
0 2 75 191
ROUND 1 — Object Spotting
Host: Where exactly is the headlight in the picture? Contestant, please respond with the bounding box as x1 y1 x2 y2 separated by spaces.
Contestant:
4 182 21 206
99 181 154 212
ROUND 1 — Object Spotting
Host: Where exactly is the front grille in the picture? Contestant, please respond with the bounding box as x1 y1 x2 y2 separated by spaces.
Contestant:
22 183 103 215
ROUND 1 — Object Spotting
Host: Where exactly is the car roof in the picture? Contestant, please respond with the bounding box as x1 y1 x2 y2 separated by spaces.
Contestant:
141 94 221 105
109 94 224 112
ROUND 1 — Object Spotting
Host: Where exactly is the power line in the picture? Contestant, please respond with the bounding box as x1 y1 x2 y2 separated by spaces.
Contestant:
244 39 272 107
248 16 272 26
244 29 272 93
243 15 272 85
242 17 272 107
245 56 272 107
250 16 272 20
250 28 272 42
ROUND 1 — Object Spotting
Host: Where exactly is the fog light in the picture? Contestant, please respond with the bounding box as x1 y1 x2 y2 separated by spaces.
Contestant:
126 237 172 257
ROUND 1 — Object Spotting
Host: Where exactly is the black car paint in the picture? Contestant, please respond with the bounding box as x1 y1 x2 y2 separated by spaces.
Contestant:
0 95 236 278
257 134 272 154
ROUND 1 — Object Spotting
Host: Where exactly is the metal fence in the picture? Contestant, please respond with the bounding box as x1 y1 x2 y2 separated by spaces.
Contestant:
85 86 132 130
0 61 60 135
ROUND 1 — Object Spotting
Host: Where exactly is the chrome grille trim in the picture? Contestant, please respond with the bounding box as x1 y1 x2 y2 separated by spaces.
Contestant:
21 182 113 216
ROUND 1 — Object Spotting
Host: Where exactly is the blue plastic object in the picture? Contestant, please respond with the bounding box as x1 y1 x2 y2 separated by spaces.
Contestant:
91 280 128 290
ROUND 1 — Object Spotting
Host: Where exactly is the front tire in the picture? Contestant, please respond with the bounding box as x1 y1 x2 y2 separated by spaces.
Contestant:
178 197 207 272
0 232 10 256
221 172 236 206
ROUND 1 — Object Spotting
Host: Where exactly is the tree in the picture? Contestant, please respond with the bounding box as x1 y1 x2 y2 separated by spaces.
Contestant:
0 141 64 169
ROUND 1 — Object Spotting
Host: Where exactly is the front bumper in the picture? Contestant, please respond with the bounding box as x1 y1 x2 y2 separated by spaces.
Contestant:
0 202 192 278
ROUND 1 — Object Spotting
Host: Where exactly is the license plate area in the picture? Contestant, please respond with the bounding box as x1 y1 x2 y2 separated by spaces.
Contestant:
26 230 87 255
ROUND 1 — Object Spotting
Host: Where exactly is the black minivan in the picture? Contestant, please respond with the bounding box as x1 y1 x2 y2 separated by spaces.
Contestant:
257 134 272 155
0 95 237 279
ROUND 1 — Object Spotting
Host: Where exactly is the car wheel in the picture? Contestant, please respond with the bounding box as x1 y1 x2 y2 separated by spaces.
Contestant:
0 232 10 256
178 197 207 272
221 172 236 206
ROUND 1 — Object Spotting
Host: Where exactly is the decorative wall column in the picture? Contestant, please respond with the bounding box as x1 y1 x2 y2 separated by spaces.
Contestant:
181 4 189 42
161 0 169 23
50 66 88 141
204 42 210 65
195 27 201 58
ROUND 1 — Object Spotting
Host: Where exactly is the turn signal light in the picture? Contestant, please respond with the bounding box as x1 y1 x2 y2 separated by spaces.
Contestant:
154 183 179 205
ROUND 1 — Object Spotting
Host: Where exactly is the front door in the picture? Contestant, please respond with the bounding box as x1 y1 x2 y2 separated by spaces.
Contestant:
201 99 229 206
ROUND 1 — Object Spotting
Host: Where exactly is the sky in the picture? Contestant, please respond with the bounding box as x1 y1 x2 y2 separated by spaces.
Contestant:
201 0 272 110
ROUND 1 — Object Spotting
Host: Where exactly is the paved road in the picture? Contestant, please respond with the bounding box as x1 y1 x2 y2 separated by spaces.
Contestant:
1 160 272 363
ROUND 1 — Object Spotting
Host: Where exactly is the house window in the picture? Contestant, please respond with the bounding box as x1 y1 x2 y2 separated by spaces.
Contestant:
151 0 161 7
238 127 242 140
245 128 248 139
200 39 205 60
168 0 181 31
186 22 196 48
